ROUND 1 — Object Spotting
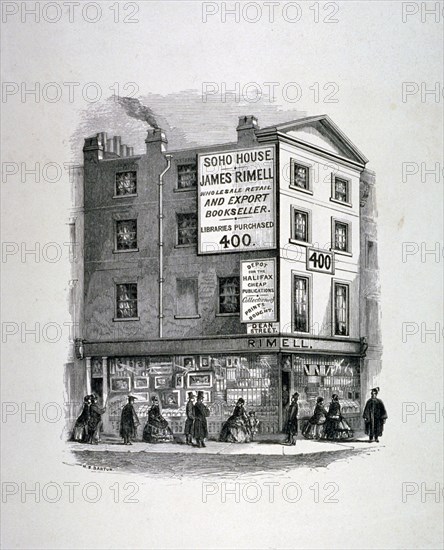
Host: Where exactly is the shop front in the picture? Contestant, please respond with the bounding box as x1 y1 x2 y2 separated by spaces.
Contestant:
83 335 364 438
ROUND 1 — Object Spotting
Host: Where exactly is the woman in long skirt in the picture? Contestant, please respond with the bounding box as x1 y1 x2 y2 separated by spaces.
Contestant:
323 394 354 440
303 397 328 440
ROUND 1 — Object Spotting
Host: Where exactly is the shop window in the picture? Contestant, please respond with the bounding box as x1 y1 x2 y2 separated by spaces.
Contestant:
116 283 138 319
332 219 350 253
293 275 309 332
177 213 197 245
291 207 310 243
332 177 350 204
177 163 197 189
290 159 311 191
218 277 240 314
115 171 137 196
334 283 349 336
115 220 137 250
176 278 199 317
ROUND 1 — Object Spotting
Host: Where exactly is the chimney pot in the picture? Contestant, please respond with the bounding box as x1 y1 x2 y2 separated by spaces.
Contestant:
121 144 128 157
145 128 168 154
107 138 114 153
113 136 121 156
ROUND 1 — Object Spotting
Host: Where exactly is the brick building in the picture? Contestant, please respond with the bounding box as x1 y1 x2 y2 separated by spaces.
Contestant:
65 114 382 437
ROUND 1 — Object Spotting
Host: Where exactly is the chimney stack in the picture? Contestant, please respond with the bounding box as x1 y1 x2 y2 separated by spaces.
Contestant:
145 128 168 155
237 115 259 146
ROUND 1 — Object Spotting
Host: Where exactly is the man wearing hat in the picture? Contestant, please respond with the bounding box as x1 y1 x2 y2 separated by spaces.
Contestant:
193 391 210 448
363 387 388 443
184 392 195 445
120 394 140 445
284 392 299 445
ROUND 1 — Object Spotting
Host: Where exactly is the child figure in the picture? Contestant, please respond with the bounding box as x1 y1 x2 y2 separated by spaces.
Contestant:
248 411 259 440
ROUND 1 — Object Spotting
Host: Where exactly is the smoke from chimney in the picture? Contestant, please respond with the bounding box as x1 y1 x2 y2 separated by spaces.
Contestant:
117 96 159 129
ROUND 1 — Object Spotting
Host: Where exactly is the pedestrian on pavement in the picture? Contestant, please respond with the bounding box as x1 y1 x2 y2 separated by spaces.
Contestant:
120 394 140 445
87 394 106 444
193 391 210 448
184 392 195 445
72 395 91 442
302 396 328 440
363 387 388 443
284 392 299 445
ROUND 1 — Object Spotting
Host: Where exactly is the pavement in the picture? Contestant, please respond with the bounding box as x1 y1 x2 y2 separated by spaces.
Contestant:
67 433 379 456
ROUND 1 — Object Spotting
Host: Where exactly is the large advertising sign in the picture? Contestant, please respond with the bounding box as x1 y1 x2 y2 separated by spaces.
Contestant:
240 259 276 323
198 146 275 254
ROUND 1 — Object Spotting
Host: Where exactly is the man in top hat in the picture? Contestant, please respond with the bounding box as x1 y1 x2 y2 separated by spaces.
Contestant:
284 392 299 445
363 387 388 443
184 392 195 445
193 391 210 448
120 394 140 445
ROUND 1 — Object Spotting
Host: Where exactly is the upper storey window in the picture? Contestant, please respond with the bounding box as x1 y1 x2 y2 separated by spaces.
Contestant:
115 171 137 196
177 163 197 189
290 159 311 193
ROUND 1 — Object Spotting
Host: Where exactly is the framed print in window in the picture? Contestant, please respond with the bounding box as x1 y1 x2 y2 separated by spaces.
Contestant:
183 357 195 369
199 356 210 369
175 373 185 388
154 376 171 389
187 371 213 389
134 377 149 389
110 377 131 392
160 390 181 408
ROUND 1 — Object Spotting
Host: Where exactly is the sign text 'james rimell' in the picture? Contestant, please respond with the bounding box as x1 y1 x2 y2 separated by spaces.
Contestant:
198 146 276 254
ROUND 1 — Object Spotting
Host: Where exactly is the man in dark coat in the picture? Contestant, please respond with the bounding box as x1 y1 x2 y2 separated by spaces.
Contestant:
120 395 140 445
184 392 195 445
363 387 388 442
284 392 299 445
193 391 210 448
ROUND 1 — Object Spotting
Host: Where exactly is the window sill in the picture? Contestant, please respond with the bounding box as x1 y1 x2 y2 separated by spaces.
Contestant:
113 194 138 199
113 248 139 254
289 239 311 247
216 313 239 317
174 315 201 320
174 187 197 193
113 317 140 322
289 186 313 196
330 198 352 208
333 249 353 257
175 244 197 249
332 333 350 338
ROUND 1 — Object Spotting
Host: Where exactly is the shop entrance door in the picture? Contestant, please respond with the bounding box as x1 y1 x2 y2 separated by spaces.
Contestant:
91 378 103 400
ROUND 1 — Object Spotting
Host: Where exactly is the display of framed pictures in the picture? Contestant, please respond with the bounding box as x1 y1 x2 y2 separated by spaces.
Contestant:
160 390 180 408
154 375 171 389
110 377 131 391
175 373 184 388
187 371 213 388
134 377 149 389
226 356 240 368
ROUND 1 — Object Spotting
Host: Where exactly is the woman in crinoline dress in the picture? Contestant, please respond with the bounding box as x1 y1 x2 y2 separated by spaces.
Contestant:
302 396 328 440
219 398 251 443
323 394 354 440
72 395 91 442
143 396 174 443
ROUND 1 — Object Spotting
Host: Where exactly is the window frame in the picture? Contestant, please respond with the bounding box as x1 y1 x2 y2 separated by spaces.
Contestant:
114 282 139 322
114 170 138 198
331 217 352 255
114 219 138 253
291 272 312 334
217 276 240 316
176 162 198 191
290 205 312 246
176 212 198 247
175 277 200 319
332 280 350 337
330 174 352 207
289 158 313 195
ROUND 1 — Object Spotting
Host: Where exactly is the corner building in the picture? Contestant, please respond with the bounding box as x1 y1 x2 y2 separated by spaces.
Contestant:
68 115 382 437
